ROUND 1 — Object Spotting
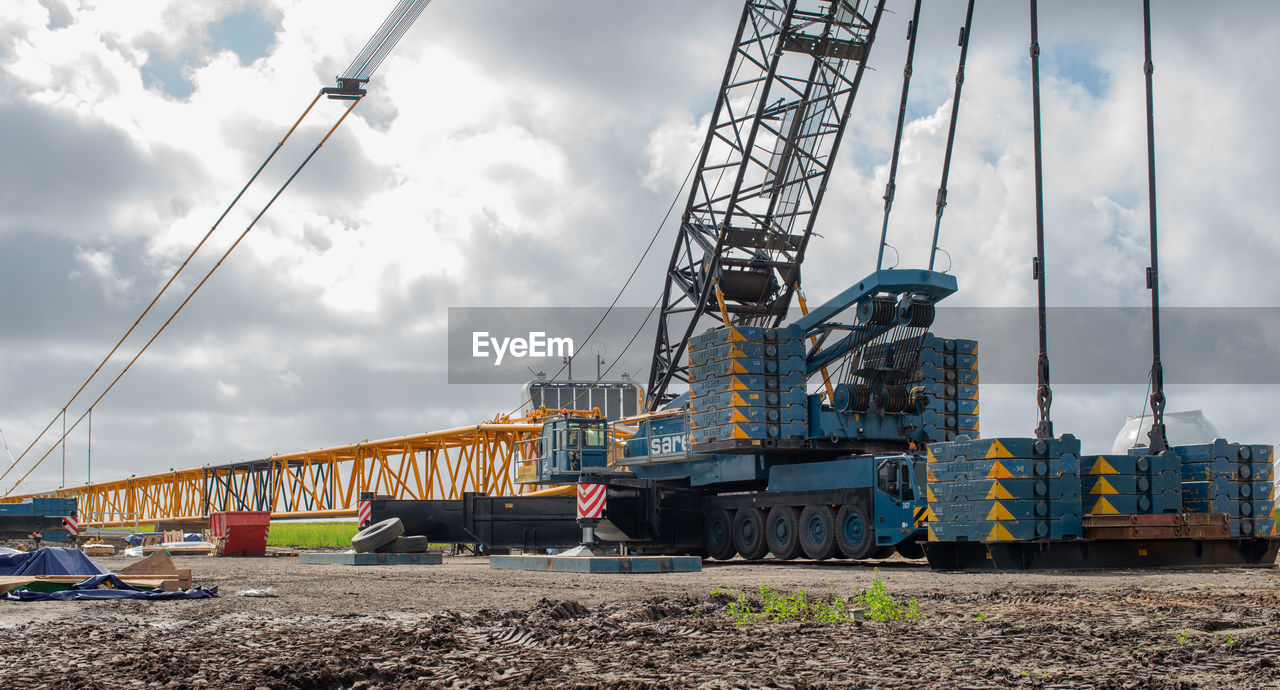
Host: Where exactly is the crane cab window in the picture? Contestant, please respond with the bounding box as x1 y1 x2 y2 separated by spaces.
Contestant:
877 458 915 502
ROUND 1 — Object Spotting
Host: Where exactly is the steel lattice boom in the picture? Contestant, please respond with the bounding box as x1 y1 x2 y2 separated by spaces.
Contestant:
648 0 887 408
2 418 551 527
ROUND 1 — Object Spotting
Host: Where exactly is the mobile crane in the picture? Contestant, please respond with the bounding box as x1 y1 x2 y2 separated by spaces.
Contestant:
381 0 1278 569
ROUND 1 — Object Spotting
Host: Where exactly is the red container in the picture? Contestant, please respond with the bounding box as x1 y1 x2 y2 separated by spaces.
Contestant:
209 511 271 557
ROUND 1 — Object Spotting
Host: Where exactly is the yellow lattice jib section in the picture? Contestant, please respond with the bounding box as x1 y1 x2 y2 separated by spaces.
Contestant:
3 415 552 527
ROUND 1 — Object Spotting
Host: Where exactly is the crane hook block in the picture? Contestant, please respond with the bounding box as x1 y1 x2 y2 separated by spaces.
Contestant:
322 77 368 101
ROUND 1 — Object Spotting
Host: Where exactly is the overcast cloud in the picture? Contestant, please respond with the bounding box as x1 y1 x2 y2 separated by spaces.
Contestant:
1 0 1277 493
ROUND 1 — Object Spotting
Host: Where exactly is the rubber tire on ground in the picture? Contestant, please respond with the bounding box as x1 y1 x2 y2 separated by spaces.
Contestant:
835 502 873 559
376 535 428 553
799 505 838 560
764 506 802 560
894 540 925 560
703 509 737 560
732 508 769 561
351 517 404 553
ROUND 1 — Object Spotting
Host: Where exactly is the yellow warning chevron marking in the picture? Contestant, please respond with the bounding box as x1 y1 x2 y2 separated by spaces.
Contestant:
726 328 744 342
913 506 927 526
1089 456 1118 475
985 502 1014 521
986 523 1014 541
730 393 749 406
730 424 750 439
985 440 1013 459
985 482 1013 500
1090 497 1119 515
923 507 935 522
730 360 748 374
986 461 1013 479
729 345 746 359
927 447 937 464
728 377 748 391
973 403 979 414
927 524 938 542
927 486 937 503
730 409 749 424
1089 477 1118 495
926 466 938 482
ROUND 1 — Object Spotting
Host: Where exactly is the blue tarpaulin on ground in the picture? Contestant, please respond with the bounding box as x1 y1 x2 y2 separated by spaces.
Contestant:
3 574 218 601
0 547 109 577
125 532 164 546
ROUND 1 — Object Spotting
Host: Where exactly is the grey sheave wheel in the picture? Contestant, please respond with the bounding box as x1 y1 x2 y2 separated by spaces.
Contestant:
377 535 427 553
352 517 404 553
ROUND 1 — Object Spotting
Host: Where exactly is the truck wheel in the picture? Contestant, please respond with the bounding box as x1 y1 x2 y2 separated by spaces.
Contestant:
703 509 737 560
351 517 404 553
894 541 925 559
835 503 872 559
732 508 769 561
765 506 801 560
799 505 838 560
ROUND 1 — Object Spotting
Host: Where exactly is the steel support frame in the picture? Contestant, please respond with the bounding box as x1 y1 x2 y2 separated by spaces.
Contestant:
3 421 547 527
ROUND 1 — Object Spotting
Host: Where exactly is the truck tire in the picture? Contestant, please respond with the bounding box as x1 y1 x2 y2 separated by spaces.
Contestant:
835 503 873 559
799 505 838 560
765 506 801 560
351 517 404 553
732 508 769 561
703 509 736 561
376 535 428 553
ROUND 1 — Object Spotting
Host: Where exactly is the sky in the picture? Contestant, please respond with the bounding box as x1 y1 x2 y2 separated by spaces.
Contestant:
1 0 1277 494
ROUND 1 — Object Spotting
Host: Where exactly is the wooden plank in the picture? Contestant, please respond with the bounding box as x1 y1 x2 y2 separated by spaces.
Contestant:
141 545 215 556
0 575 178 594
116 551 193 589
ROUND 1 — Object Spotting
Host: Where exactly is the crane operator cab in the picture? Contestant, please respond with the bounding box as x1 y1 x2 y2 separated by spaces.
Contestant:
517 414 612 484
871 454 928 549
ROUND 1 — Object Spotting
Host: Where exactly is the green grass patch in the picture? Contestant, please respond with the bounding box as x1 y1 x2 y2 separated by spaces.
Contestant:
267 521 359 548
718 568 921 625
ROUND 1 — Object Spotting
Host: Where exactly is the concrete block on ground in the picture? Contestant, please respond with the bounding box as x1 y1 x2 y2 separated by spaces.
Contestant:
298 551 442 566
489 555 701 573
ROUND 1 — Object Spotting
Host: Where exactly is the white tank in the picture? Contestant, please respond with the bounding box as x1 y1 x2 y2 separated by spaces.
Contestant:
1111 410 1222 454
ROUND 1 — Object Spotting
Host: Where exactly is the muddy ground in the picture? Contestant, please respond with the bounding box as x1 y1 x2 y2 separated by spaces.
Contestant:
0 553 1277 688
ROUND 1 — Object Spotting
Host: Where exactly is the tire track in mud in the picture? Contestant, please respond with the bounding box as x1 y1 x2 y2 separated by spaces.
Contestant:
0 588 1276 688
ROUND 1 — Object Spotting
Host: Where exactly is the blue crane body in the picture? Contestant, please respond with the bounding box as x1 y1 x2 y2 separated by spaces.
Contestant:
520 269 960 560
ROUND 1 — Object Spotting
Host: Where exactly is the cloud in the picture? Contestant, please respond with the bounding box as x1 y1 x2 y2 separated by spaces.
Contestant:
0 0 1277 493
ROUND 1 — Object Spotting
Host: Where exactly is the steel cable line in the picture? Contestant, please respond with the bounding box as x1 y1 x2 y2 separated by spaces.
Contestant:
0 93 325 489
342 0 433 81
6 99 362 496
502 146 704 419
927 0 976 272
